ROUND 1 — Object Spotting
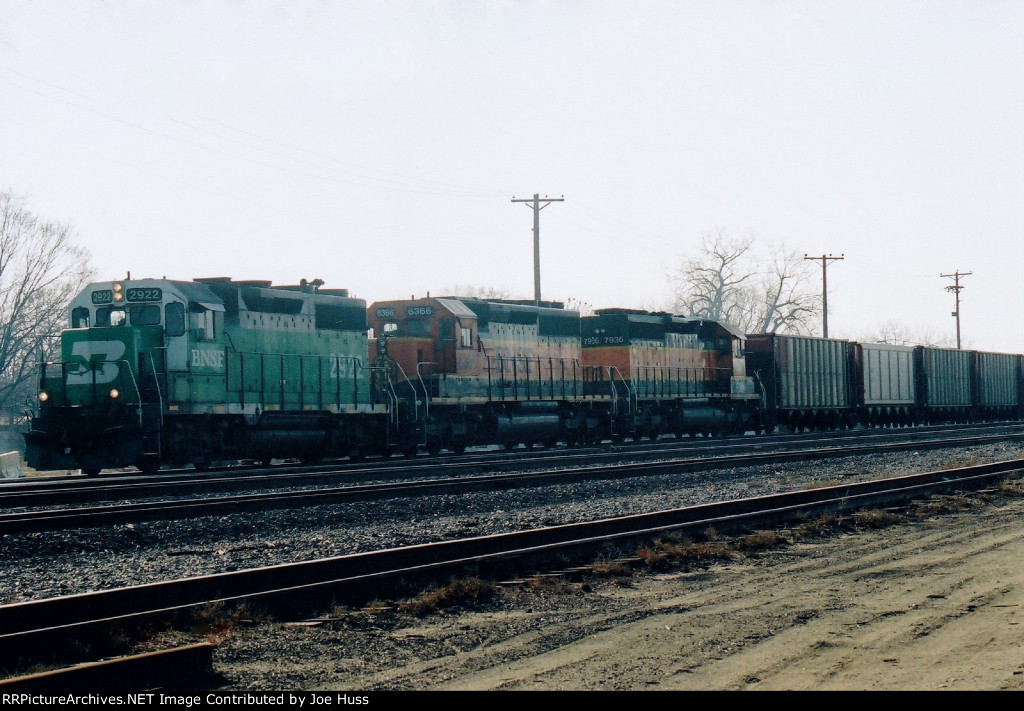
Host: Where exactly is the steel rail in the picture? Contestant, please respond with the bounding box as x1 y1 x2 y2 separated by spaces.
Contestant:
0 644 216 691
1 456 1021 670
2 430 1022 534
5 421 1022 507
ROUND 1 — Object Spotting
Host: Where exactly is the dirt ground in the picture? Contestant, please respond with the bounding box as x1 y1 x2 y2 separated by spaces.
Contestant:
210 482 1024 691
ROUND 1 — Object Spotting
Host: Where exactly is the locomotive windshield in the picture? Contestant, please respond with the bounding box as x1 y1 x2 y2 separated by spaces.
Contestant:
96 307 126 327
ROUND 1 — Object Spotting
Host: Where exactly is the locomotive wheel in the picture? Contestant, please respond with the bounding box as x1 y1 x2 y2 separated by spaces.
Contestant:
82 467 101 476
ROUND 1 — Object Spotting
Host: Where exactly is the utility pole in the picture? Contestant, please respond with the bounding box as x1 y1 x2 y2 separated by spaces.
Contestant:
511 193 564 306
941 270 972 349
804 253 844 338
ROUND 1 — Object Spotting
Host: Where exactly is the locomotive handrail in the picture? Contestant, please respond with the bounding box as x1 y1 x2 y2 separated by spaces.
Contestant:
631 365 732 398
389 359 422 427
484 354 583 401
363 364 399 425
606 365 636 417
415 361 437 421
147 349 166 434
226 350 364 412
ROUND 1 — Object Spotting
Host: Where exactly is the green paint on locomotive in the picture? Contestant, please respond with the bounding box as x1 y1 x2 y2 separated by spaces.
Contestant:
161 280 372 413
26 277 378 473
39 325 163 407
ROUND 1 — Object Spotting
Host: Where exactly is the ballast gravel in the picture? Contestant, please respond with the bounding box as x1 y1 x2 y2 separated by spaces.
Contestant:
2 441 1024 604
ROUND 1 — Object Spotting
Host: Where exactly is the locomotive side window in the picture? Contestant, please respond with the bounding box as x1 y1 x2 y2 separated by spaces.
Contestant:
406 320 431 337
72 307 90 328
191 307 216 341
96 307 126 327
460 326 473 348
165 303 185 337
130 304 161 326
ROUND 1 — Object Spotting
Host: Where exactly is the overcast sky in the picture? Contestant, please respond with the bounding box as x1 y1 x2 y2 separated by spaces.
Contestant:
1 0 1021 351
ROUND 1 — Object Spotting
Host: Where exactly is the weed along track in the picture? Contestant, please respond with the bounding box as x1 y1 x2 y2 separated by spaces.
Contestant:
1 454 1023 684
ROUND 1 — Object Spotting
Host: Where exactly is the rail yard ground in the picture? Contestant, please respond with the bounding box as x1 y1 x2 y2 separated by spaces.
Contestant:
6 441 1024 690
200 470 1024 690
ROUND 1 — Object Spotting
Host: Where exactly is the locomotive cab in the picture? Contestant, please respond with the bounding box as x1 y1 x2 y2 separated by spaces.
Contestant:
27 278 202 473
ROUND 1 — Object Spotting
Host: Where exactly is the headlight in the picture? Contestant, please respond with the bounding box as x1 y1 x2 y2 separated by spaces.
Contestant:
113 283 124 301
38 391 49 402
109 388 120 399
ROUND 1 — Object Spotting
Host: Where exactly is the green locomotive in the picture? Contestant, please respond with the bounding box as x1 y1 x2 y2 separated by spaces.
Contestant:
25 277 395 474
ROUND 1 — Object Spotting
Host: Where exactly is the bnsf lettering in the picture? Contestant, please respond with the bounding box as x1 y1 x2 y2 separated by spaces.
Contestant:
190 349 225 369
406 306 433 317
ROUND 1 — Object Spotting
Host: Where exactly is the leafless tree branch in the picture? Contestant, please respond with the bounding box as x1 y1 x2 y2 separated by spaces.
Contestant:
669 228 820 334
0 190 94 421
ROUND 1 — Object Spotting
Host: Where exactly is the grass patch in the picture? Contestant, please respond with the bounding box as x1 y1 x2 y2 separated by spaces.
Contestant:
397 577 496 617
637 537 733 571
793 512 841 538
850 509 901 529
590 558 633 577
190 602 261 643
997 475 1024 496
735 530 789 552
913 493 975 517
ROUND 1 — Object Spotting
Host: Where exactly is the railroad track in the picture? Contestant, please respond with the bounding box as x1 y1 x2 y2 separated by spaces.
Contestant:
4 421 1023 511
2 426 1022 534
2 456 1021 674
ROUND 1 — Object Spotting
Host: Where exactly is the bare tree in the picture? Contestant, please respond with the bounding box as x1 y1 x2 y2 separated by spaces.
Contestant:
441 284 521 300
857 320 956 348
670 228 820 334
0 190 93 421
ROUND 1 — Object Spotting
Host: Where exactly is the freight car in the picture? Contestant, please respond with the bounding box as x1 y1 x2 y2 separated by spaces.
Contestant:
748 335 1024 431
849 342 916 426
745 333 854 432
25 277 393 474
